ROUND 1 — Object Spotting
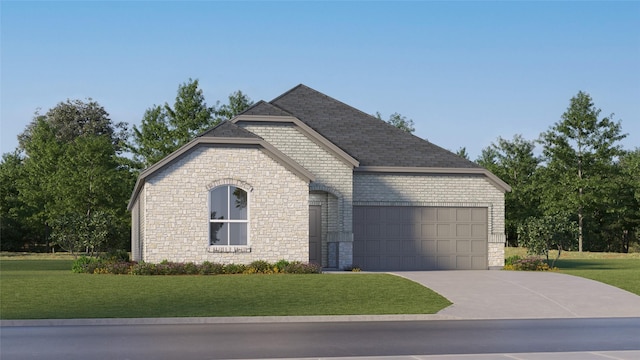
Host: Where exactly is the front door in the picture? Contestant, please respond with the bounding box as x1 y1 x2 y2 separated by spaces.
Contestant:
309 205 322 265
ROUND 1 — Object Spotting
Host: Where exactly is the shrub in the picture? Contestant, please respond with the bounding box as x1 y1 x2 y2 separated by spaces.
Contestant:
504 256 552 271
248 260 273 274
284 261 322 274
72 256 100 273
131 262 158 275
224 263 247 274
199 261 224 275
504 255 522 266
274 259 290 273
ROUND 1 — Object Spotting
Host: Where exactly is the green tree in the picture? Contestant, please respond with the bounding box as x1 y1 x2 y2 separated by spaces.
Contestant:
517 213 578 267
376 112 415 133
0 152 38 251
217 90 254 121
455 147 470 160
16 100 133 253
477 134 541 245
539 91 627 252
129 80 253 168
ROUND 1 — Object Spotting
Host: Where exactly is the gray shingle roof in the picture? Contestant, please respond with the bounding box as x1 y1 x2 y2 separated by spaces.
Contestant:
243 84 480 168
199 120 262 139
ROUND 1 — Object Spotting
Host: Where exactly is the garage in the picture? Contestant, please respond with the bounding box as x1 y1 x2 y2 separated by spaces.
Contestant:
353 206 488 270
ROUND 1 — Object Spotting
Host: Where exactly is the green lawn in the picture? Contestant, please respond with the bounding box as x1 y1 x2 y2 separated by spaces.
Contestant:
0 259 451 320
505 247 640 296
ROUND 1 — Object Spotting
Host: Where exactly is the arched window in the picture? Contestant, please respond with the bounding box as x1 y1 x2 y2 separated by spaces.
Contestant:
209 185 248 246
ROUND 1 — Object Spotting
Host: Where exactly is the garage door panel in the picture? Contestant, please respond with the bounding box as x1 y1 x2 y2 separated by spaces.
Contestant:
456 256 471 269
456 208 471 221
421 208 437 222
456 239 470 253
437 224 450 237
471 208 487 222
456 224 471 237
354 206 488 270
421 240 436 254
472 224 486 238
471 256 486 269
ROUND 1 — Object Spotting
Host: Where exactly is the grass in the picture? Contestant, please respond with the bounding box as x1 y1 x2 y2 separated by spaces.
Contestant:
0 258 451 320
505 247 640 296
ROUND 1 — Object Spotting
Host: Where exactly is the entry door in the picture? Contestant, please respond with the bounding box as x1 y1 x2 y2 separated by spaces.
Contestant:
309 205 322 265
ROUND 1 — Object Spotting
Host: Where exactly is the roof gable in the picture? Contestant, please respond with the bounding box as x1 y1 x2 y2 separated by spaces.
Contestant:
267 84 480 169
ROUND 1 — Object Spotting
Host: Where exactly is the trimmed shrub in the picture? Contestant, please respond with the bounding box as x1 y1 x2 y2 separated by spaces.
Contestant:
74 259 322 275
199 261 224 275
274 259 290 273
224 263 247 274
247 260 273 274
284 261 322 274
504 256 552 271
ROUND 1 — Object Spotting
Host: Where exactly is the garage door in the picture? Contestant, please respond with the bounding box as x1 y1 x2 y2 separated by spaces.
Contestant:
353 206 488 270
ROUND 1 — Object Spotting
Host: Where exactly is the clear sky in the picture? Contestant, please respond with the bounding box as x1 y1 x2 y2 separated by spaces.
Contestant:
1 1 638 160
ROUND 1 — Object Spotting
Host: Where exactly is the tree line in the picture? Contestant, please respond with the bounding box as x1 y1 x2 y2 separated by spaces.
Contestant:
0 79 253 253
1 84 638 255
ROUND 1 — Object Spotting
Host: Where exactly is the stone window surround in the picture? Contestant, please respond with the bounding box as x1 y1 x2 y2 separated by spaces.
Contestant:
206 178 253 253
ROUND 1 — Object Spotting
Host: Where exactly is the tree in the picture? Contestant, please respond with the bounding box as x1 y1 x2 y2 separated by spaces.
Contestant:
16 99 133 253
129 80 253 168
376 112 415 133
455 147 470 160
517 214 578 268
0 152 38 251
477 135 541 245
217 90 254 121
539 91 627 252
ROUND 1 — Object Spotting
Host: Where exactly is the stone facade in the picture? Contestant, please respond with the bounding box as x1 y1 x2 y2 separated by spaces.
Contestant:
134 145 309 264
239 122 354 268
353 173 506 268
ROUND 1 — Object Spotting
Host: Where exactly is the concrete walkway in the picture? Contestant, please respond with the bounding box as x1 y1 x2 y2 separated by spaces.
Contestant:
394 270 640 319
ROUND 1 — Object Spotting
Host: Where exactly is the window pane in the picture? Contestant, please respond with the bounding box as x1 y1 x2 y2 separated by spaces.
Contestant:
229 187 247 220
210 222 228 245
211 187 228 220
229 223 247 246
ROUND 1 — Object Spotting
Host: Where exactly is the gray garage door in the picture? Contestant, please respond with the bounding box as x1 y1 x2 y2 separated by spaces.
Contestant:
353 206 488 270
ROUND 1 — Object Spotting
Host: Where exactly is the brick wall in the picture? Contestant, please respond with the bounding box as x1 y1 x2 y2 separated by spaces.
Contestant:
139 145 309 264
240 122 354 268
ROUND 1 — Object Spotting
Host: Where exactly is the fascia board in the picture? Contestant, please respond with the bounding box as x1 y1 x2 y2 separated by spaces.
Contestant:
127 137 315 211
232 115 360 168
355 166 512 193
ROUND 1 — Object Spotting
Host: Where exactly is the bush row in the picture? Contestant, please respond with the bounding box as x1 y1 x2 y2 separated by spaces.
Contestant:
503 255 555 271
72 257 322 275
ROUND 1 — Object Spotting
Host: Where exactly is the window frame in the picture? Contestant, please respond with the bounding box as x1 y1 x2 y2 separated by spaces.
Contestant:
208 185 250 248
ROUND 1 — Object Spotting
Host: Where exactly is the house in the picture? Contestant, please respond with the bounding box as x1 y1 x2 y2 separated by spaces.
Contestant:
128 84 511 270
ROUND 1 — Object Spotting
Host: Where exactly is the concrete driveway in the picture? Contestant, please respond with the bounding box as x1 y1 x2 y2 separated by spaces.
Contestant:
394 271 640 319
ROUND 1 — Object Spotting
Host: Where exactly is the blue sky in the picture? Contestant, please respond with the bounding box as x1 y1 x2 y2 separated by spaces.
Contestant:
2 1 639 160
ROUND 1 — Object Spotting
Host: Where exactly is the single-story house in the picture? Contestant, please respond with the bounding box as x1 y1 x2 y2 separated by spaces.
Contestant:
128 84 511 270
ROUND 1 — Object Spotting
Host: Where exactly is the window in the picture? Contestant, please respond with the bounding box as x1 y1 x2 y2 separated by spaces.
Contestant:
209 186 248 246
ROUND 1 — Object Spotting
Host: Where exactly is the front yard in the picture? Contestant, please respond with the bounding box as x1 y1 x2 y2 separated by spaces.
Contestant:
0 257 451 320
505 247 640 296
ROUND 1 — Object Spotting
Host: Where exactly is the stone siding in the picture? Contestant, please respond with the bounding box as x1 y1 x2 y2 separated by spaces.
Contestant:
140 146 309 264
240 122 354 268
354 173 506 268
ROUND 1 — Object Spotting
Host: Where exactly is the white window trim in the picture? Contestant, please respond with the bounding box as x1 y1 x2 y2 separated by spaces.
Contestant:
208 185 250 249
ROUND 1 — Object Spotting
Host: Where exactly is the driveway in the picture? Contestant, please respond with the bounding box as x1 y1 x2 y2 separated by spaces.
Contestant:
394 271 640 319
